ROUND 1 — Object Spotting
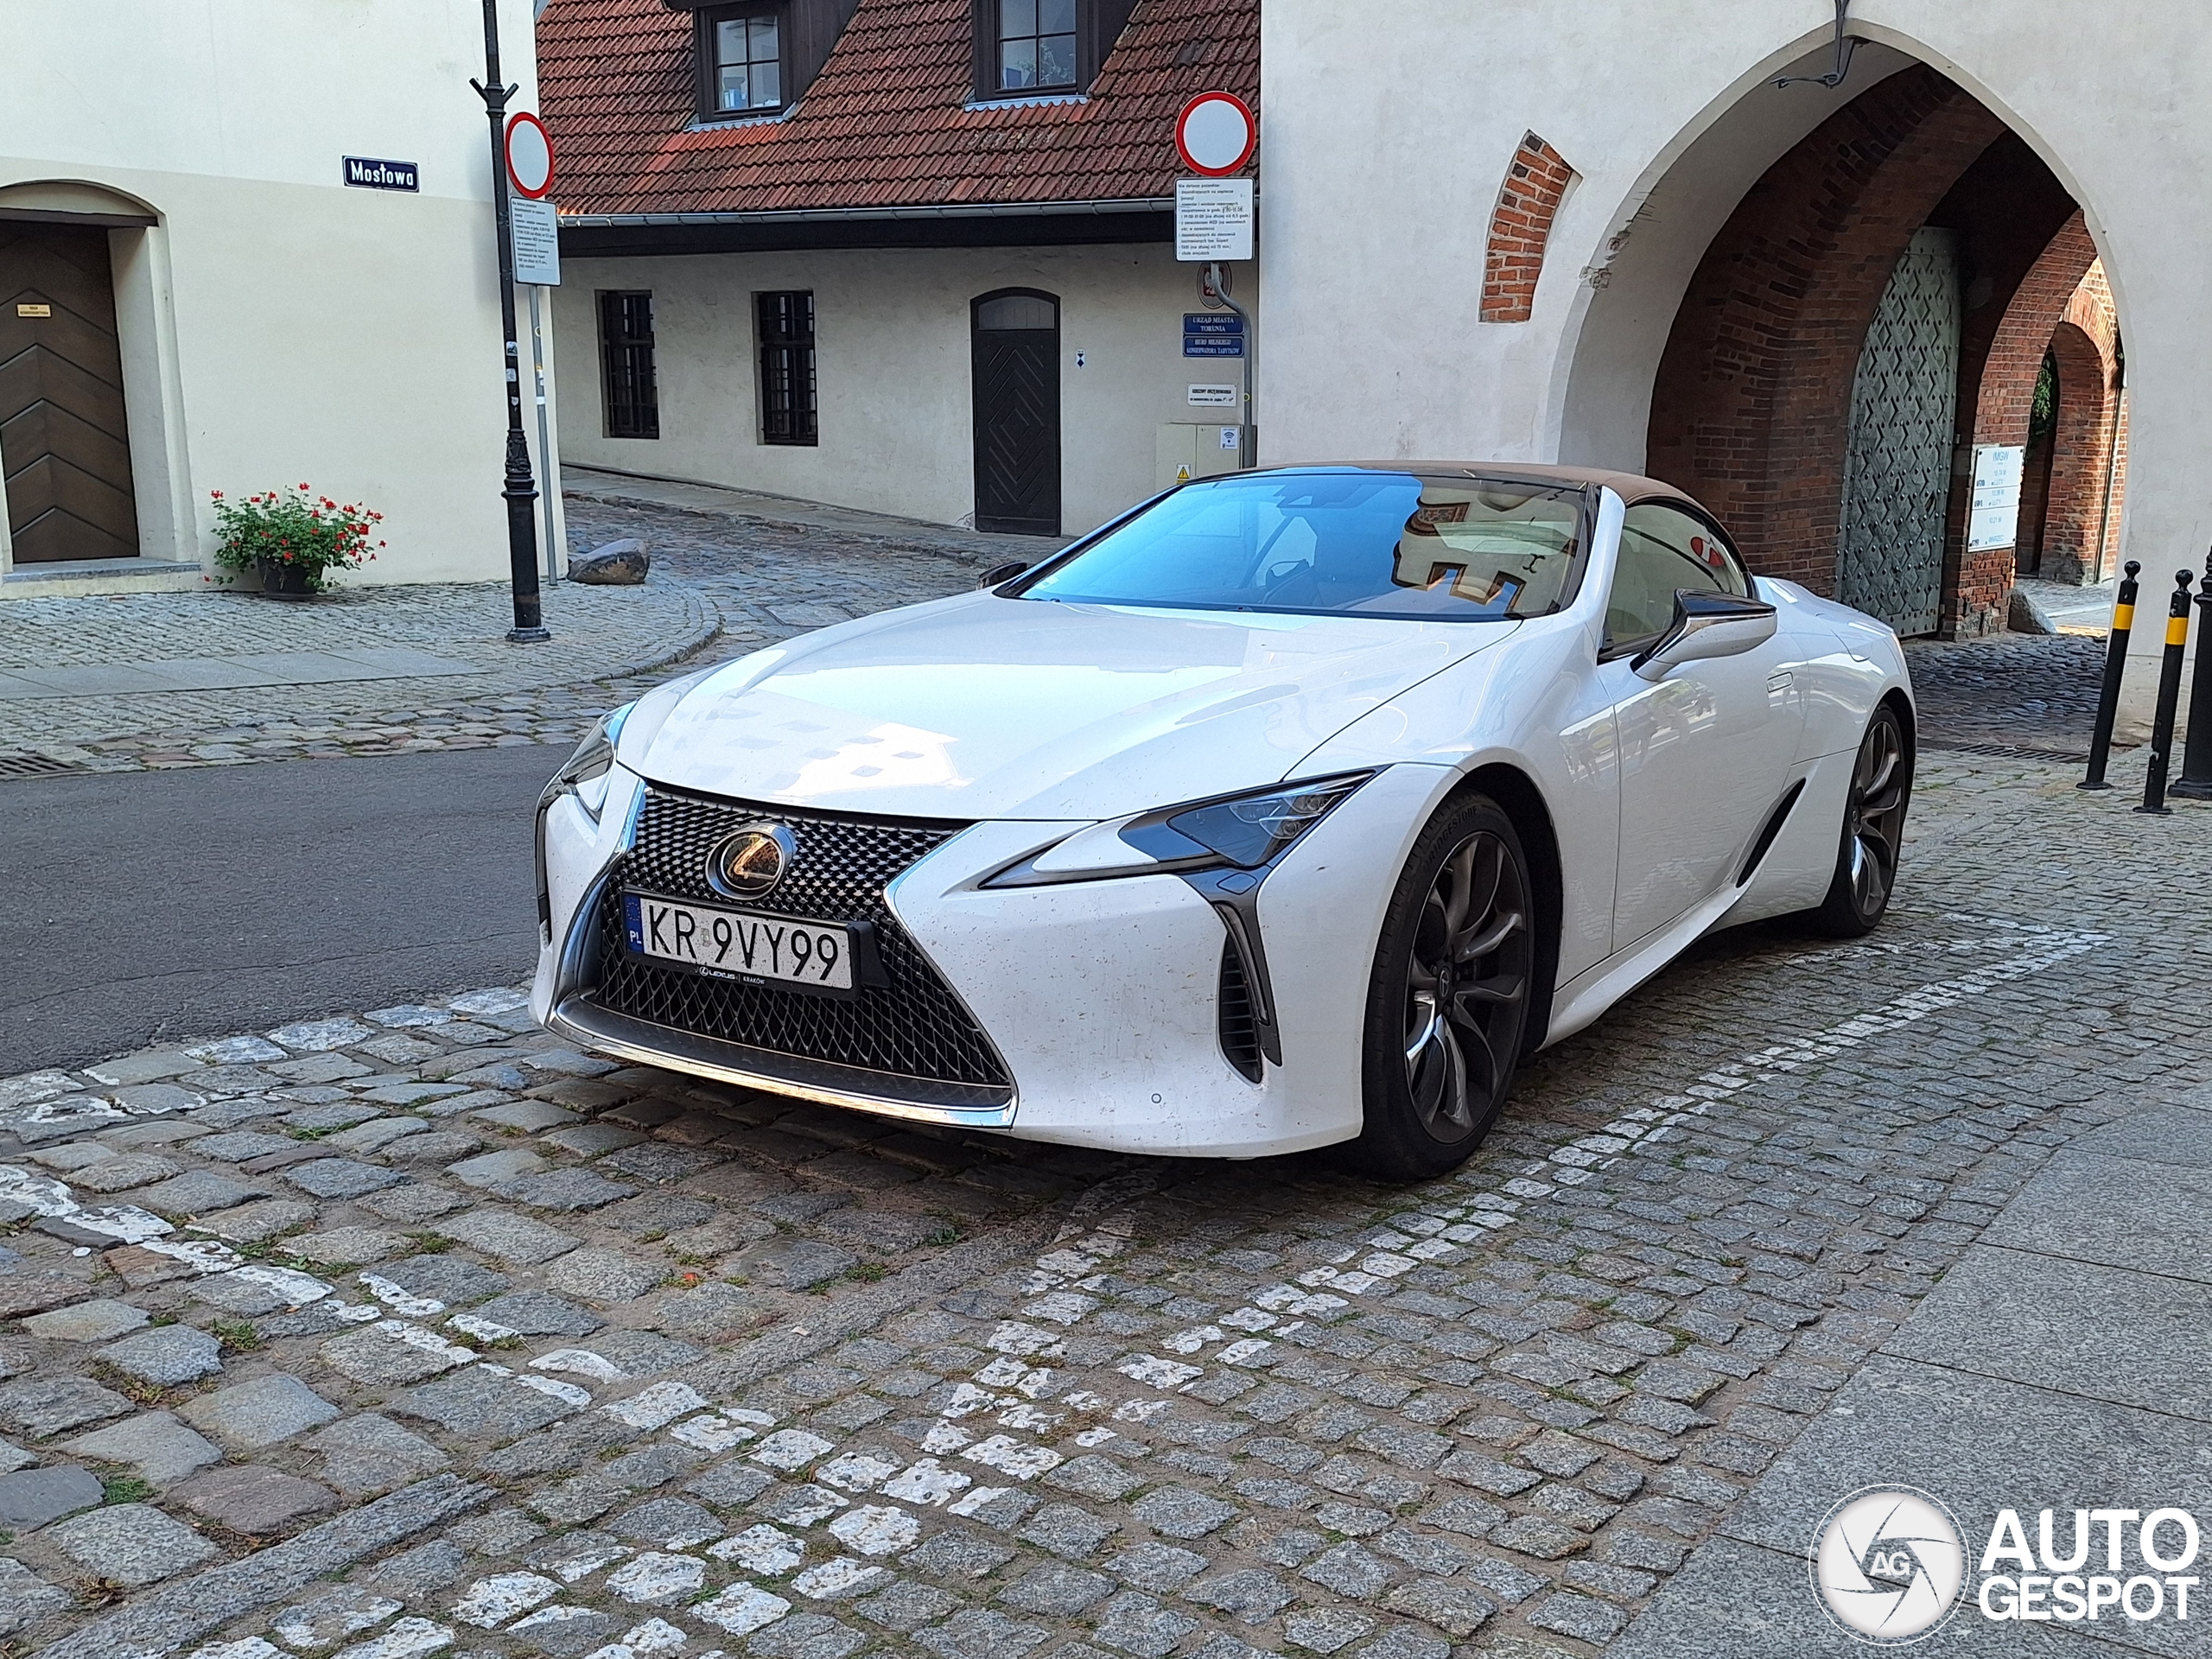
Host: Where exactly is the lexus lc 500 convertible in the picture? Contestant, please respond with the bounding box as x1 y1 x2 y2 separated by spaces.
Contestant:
531 463 1911 1179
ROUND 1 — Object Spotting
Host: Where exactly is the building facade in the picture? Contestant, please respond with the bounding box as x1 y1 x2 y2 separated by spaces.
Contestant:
540 0 1257 539
1 0 553 596
1262 2 2190 709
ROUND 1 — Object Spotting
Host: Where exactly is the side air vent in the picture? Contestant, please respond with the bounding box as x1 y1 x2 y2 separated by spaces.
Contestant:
1217 938 1263 1083
1737 779 1807 887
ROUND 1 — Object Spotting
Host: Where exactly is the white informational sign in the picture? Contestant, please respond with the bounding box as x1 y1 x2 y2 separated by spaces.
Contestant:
1188 384 1238 407
1967 442 2026 550
511 197 561 286
1175 177 1254 263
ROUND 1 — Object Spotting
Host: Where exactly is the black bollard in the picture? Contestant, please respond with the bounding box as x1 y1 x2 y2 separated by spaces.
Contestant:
2081 559 2141 790
2171 558 2212 799
2138 569 2196 815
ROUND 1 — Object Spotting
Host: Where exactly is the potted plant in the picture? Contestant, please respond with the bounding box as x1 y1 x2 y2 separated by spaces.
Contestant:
208 485 385 596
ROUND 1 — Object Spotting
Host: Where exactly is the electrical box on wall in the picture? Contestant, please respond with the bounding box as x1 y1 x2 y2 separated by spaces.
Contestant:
1157 423 1252 489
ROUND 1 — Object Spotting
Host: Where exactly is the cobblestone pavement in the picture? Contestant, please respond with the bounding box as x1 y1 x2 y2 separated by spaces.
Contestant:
0 744 2205 1659
3 493 1006 775
1904 633 2109 762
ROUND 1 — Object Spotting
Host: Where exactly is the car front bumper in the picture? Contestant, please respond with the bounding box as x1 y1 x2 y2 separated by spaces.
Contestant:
531 763 1452 1158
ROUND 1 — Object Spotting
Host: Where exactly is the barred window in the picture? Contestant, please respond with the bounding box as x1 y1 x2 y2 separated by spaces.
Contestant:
598 290 658 440
757 290 817 446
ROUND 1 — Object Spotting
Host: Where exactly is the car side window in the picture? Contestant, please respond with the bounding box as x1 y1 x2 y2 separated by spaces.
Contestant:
1605 503 1752 651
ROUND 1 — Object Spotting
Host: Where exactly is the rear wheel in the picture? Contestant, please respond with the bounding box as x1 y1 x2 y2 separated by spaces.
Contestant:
1806 704 1912 937
1347 793 1535 1180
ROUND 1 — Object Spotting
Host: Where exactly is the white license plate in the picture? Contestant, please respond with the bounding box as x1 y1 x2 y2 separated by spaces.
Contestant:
621 893 855 990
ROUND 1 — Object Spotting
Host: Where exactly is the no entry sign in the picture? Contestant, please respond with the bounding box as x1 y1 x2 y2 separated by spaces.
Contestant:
1175 92 1256 177
505 111 555 199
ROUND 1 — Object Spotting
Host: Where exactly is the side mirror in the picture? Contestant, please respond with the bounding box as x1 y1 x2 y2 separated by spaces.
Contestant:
1631 589 1777 681
978 560 1030 589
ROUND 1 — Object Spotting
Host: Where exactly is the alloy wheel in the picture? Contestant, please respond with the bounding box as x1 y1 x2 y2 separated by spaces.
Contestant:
1402 830 1531 1143
1847 716 1908 918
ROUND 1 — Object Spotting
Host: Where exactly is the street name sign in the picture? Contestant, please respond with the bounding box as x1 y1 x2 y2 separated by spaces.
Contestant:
1184 313 1244 358
344 156 418 192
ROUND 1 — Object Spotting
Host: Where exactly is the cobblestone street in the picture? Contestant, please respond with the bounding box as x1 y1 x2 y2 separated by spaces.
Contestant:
3 481 2205 1658
0 738 2205 1659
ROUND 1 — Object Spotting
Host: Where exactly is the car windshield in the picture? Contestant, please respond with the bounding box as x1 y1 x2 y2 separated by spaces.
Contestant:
1018 470 1587 621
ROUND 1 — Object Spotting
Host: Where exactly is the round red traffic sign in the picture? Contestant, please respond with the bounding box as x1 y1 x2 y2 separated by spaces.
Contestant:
505 111 556 200
1175 92 1256 177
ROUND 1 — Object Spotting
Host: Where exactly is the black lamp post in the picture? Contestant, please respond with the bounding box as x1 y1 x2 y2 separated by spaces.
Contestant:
472 0 550 644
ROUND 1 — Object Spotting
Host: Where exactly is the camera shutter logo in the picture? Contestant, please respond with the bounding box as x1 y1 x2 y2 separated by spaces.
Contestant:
707 823 796 900
1811 1486 1967 1643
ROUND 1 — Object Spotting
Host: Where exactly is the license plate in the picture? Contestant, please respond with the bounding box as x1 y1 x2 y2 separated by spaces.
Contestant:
622 893 855 990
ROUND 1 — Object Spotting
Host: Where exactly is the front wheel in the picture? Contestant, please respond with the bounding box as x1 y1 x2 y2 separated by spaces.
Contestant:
1346 793 1535 1180
1805 703 1912 938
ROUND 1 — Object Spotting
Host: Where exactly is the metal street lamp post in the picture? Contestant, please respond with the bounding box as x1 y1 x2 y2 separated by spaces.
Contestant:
471 0 550 644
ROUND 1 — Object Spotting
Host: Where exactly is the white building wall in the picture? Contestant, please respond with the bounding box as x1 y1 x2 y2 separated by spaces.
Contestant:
556 242 1247 537
1258 1 2212 722
0 0 553 591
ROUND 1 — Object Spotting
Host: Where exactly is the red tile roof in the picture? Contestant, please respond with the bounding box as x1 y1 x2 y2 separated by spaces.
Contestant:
538 0 1257 217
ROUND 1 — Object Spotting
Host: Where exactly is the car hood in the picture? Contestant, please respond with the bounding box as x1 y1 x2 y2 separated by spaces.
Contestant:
624 592 1517 821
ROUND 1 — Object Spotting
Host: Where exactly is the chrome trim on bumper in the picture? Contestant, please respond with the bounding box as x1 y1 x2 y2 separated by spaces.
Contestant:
545 994 1018 1128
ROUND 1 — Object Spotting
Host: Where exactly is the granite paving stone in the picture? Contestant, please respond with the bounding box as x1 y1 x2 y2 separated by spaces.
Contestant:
46 1501 219 1586
22 1298 149 1343
98 1323 224 1386
174 1463 342 1534
439 1209 581 1264
0 1376 135 1439
60 1410 224 1481
180 1374 341 1449
0 1465 105 1530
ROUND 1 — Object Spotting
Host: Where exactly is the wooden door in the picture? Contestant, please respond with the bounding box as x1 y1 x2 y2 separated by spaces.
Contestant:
0 221 138 563
971 290 1060 537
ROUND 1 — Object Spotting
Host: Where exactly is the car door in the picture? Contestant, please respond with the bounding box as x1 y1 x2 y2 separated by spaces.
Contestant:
1599 501 1804 949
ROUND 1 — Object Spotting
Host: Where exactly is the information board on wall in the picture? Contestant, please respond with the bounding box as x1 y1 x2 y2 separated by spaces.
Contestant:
1183 314 1244 359
1967 443 2026 550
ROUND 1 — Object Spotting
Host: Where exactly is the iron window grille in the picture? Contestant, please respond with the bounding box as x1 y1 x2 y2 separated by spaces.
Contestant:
598 290 659 441
757 290 818 446
699 4 784 118
995 0 1076 91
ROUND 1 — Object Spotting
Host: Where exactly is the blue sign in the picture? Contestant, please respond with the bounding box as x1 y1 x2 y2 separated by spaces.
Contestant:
344 156 419 192
1184 311 1244 359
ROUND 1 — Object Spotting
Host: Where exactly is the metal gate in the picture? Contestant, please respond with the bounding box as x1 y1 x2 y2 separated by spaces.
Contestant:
1835 227 1960 636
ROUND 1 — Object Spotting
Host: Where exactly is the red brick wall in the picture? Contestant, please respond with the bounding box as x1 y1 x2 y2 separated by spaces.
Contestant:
2038 270 2125 583
1479 133 1574 324
1644 67 2006 600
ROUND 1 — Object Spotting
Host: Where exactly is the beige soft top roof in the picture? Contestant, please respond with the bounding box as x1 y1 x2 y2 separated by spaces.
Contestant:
1313 460 1702 510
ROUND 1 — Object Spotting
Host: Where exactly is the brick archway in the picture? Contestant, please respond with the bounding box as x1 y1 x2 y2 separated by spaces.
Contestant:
2039 296 2126 584
1641 65 2098 635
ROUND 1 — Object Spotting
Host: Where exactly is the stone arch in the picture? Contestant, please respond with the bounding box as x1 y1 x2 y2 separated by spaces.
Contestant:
0 179 161 226
1479 134 1574 325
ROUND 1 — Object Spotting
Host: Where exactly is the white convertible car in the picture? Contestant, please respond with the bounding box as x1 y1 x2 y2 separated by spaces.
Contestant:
532 465 1910 1178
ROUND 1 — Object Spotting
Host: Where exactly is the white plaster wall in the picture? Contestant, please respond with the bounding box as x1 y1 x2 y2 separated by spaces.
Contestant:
0 0 547 587
1259 1 2212 723
555 243 1249 537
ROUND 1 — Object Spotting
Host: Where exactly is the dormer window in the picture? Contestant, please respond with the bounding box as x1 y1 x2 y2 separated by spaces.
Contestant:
996 0 1077 91
701 4 783 116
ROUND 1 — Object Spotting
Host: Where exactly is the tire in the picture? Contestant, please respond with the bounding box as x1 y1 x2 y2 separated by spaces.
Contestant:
1805 703 1913 938
1345 792 1536 1180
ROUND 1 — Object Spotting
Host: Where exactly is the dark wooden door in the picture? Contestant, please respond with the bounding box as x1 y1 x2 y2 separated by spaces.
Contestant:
0 221 138 563
971 290 1060 536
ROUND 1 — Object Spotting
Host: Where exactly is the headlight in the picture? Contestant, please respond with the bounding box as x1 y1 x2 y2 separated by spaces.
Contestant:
536 704 632 938
982 772 1375 889
542 703 632 824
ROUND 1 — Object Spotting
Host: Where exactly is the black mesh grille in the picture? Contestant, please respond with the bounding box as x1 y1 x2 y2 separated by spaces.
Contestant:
585 787 1012 1096
1218 937 1262 1083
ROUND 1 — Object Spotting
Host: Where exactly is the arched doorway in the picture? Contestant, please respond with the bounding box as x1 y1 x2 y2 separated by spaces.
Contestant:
1556 54 2120 639
970 289 1061 537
